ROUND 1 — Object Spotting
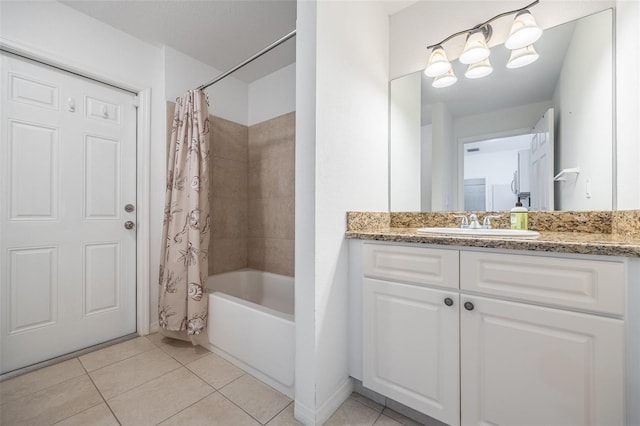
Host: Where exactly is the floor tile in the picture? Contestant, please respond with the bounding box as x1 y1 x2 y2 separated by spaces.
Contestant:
160 392 260 426
147 332 211 364
381 408 425 426
374 414 405 426
186 352 245 389
325 397 381 426
219 374 291 424
351 392 385 413
0 358 85 404
79 337 156 372
107 367 213 426
89 348 180 399
0 375 102 426
266 402 304 425
53 403 119 426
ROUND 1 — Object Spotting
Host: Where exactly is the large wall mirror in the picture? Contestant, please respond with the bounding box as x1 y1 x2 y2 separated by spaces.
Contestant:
389 8 614 212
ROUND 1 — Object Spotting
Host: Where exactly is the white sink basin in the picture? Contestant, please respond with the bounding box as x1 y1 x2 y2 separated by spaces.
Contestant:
417 227 540 239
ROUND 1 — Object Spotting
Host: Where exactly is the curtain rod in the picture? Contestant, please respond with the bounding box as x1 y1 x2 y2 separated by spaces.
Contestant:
196 29 296 91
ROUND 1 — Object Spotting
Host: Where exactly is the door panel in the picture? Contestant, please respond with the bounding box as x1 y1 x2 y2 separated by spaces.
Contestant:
1 53 137 374
530 108 554 210
363 278 460 426
461 295 624 426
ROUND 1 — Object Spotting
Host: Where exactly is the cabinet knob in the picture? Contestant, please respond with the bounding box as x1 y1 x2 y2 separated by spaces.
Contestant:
464 301 475 311
444 297 454 307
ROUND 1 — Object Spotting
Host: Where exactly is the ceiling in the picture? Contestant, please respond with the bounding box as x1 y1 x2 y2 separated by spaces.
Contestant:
61 0 297 83
62 0 419 83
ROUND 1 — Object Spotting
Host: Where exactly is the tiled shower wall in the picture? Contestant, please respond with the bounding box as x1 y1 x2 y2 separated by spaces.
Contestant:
166 102 294 277
247 112 295 276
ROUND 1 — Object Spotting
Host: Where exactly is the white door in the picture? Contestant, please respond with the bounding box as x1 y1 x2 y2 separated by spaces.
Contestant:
363 278 460 426
530 108 554 210
0 54 137 374
461 295 624 426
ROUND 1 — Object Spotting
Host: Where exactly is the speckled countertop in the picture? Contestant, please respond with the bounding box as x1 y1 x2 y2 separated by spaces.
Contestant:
345 211 640 257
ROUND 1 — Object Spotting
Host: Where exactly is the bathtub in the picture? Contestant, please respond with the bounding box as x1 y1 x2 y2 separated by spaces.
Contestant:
202 269 294 397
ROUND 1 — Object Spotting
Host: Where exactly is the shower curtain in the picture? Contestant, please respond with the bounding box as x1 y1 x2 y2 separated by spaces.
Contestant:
158 90 211 338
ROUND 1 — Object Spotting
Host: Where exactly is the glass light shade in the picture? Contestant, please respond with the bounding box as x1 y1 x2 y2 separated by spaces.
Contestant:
432 68 457 88
505 10 543 50
459 30 490 65
465 58 493 79
507 44 539 68
424 46 452 77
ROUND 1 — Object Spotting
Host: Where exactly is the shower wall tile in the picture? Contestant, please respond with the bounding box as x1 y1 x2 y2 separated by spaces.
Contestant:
247 197 294 240
248 112 295 276
209 115 249 276
211 158 248 199
211 197 248 240
247 237 294 277
211 116 248 163
210 238 248 275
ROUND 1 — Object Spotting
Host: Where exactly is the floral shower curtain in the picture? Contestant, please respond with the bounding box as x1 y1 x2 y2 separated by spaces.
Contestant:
159 90 210 338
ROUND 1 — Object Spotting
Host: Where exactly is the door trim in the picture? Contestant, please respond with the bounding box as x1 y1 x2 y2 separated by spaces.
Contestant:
0 39 151 336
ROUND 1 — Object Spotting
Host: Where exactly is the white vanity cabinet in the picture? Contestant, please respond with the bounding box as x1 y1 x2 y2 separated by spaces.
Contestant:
360 242 627 426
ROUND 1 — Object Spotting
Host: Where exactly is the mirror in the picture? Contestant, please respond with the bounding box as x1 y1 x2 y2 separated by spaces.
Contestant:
389 9 614 212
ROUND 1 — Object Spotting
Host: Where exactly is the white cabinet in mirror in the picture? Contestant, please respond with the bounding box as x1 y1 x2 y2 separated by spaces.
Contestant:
389 8 614 212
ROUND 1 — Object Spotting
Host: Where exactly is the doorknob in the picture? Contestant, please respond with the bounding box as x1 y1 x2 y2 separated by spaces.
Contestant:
124 221 135 230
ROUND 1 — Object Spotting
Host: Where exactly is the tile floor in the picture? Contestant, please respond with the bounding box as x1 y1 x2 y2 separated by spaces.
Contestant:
0 334 422 426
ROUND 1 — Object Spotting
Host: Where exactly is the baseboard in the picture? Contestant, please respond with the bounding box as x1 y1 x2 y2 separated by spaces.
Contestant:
149 321 159 334
294 400 316 425
316 377 354 425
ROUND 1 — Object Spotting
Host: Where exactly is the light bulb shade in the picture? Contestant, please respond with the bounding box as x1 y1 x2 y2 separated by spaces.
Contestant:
432 68 457 88
459 30 491 65
465 58 493 79
507 44 539 68
505 10 543 50
424 46 452 77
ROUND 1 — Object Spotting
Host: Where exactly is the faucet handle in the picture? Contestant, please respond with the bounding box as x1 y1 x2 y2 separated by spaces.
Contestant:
482 215 502 229
453 215 469 228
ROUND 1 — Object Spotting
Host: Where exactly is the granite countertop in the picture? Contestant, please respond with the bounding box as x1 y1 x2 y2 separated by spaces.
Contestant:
345 211 640 257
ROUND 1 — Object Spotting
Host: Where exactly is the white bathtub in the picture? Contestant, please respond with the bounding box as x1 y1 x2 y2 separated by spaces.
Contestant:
203 269 294 397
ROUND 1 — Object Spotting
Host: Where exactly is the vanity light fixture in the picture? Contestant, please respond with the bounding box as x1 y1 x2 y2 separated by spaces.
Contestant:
424 45 452 77
424 0 542 87
505 10 543 49
465 57 494 79
432 68 458 88
459 27 492 65
506 44 540 68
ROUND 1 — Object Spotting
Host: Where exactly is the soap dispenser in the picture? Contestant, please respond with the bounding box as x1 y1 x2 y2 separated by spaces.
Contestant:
510 198 528 230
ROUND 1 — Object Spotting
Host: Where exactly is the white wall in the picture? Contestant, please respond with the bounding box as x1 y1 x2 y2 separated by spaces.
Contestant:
390 72 421 211
295 0 389 424
553 10 612 210
294 1 318 423
616 0 640 210
164 46 249 125
0 0 166 332
249 62 296 126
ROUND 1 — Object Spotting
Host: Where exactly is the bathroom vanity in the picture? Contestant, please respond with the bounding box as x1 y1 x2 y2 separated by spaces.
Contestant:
346 211 640 426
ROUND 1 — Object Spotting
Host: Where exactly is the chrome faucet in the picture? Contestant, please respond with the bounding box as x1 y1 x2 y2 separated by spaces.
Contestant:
454 214 501 229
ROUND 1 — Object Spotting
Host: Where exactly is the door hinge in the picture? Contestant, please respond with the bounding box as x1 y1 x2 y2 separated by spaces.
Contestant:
132 96 140 108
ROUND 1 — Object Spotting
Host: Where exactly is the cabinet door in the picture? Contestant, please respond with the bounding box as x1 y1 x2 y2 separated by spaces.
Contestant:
363 278 460 426
461 295 624 426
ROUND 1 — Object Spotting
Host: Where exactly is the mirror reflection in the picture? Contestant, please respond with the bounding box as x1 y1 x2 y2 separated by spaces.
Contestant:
389 9 614 212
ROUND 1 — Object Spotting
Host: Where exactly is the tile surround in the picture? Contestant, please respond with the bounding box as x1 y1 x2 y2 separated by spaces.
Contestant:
167 103 294 277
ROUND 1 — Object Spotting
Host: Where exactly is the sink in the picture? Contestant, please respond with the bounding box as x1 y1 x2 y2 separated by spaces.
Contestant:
417 227 540 239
